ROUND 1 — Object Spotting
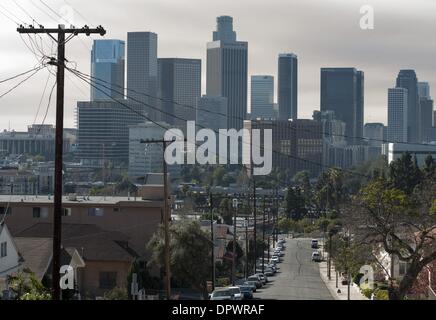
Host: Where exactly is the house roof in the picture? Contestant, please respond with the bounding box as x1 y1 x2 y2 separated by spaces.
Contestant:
15 223 138 262
13 237 53 280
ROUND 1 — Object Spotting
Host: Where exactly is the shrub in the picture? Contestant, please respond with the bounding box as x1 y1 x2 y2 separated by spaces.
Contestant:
374 289 389 300
353 273 364 285
361 288 374 299
104 287 128 300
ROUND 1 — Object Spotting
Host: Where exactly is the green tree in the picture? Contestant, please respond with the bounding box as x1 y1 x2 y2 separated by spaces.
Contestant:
285 187 307 220
348 178 436 300
7 270 51 300
389 152 422 194
148 220 212 298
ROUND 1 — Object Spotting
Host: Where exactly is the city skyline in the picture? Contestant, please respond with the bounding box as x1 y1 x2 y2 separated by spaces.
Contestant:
2 0 436 131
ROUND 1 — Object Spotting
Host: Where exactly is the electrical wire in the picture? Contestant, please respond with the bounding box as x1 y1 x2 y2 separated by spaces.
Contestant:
0 66 45 84
0 65 46 99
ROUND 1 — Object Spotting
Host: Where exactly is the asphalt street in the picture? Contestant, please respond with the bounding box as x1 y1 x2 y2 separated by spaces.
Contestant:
257 238 333 300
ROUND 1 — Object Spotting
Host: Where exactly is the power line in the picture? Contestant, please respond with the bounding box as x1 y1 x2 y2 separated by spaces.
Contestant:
0 66 44 84
33 79 57 139
0 65 46 99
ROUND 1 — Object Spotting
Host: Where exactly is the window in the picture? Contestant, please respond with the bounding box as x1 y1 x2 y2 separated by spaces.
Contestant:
62 208 72 217
33 207 48 218
0 242 7 258
113 207 120 213
88 207 104 217
399 262 408 276
0 207 11 215
99 272 117 289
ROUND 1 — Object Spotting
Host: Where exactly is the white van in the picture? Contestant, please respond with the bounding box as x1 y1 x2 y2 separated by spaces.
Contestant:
311 239 319 249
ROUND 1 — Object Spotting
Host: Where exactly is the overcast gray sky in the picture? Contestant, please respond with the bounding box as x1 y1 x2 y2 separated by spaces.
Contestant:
1 0 435 131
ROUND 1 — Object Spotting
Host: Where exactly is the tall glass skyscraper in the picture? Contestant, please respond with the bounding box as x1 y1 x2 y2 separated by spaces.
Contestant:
387 87 408 143
320 68 364 144
278 53 298 121
251 75 274 119
91 39 125 101
396 70 419 143
158 58 201 130
127 32 159 121
207 16 248 130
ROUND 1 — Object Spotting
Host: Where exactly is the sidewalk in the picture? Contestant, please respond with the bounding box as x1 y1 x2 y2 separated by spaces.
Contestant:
317 241 367 300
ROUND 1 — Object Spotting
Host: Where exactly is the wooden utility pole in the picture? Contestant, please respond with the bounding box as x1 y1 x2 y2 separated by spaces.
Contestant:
262 196 266 274
140 139 172 300
17 24 106 300
209 192 215 291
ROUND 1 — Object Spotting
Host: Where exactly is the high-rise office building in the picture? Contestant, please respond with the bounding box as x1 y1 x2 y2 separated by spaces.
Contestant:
127 32 159 121
158 58 201 130
364 123 385 147
320 68 364 144
244 119 323 177
76 101 145 167
196 95 228 133
396 70 419 143
207 16 248 130
251 75 274 119
213 15 237 42
418 82 430 99
128 121 182 178
278 53 298 121
418 82 434 142
91 39 125 101
387 88 408 143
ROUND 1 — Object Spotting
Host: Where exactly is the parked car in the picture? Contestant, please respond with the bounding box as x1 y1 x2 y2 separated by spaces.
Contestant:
243 281 257 292
210 288 234 300
270 257 280 264
238 285 254 300
247 275 262 288
264 268 274 277
227 286 243 300
311 239 319 249
255 273 268 284
312 251 321 262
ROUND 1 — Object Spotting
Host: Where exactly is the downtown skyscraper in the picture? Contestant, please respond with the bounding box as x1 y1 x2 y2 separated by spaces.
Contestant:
251 75 274 119
127 32 159 121
206 16 248 130
320 68 364 144
158 58 201 130
90 39 125 101
387 87 408 143
278 53 298 121
396 70 419 143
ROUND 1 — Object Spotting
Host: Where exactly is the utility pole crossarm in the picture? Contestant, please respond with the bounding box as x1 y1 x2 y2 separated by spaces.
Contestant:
17 25 106 36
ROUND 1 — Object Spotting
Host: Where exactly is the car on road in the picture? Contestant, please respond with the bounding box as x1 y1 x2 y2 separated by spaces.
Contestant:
210 288 234 300
243 281 257 292
238 285 254 300
247 275 263 288
311 239 319 249
227 286 243 300
311 251 322 262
